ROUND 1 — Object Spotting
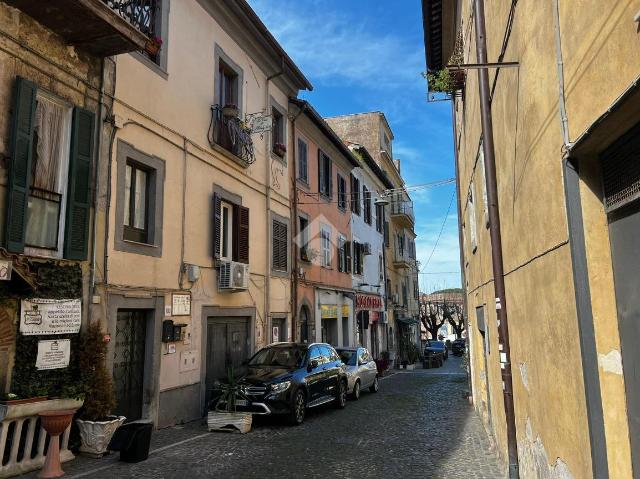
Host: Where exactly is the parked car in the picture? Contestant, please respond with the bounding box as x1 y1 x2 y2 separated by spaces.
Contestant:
212 342 348 426
335 347 379 400
452 338 466 356
425 340 448 360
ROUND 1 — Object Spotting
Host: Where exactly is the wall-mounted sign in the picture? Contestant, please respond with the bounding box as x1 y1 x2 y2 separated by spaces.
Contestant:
164 305 172 317
341 305 350 317
36 339 70 370
320 305 338 319
172 293 191 316
249 114 272 134
355 294 384 311
20 299 81 335
0 260 11 281
272 326 280 343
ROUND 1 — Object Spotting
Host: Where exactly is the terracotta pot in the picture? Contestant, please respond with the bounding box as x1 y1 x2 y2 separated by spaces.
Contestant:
76 415 126 457
39 409 77 478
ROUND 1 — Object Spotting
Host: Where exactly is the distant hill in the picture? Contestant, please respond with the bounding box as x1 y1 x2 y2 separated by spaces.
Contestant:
432 288 464 295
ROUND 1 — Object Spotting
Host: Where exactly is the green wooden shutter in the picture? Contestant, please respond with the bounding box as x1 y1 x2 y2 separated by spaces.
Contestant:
64 107 94 260
345 240 352 273
5 77 37 253
213 193 221 259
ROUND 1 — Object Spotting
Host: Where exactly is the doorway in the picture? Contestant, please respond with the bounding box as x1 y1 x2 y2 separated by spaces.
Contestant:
113 309 148 422
272 317 285 343
205 317 249 407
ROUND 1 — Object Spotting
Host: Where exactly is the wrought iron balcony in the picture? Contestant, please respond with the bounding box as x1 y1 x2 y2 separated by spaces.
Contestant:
393 247 414 269
390 192 415 227
208 106 256 166
4 0 159 57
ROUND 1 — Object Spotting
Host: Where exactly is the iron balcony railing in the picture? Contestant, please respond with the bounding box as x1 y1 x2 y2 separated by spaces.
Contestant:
103 0 159 37
390 192 415 224
393 247 415 266
208 106 256 165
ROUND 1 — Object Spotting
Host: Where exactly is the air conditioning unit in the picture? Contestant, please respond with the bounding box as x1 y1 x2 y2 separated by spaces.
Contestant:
218 261 249 291
362 242 372 255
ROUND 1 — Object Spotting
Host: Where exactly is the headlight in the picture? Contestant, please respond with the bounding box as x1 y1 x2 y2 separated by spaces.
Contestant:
270 381 291 394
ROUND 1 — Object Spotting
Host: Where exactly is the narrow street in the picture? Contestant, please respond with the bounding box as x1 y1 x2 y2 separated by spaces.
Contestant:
34 358 503 479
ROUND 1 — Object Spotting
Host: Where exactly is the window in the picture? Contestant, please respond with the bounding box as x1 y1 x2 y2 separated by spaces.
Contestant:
338 235 349 272
299 216 309 261
124 161 150 243
213 47 245 159
337 174 347 210
5 78 94 260
321 225 332 268
272 218 288 272
375 203 384 233
363 185 372 224
297 138 308 183
25 93 72 253
219 61 238 109
272 105 285 160
213 191 249 264
318 150 332 198
468 185 478 253
353 241 364 275
350 174 361 215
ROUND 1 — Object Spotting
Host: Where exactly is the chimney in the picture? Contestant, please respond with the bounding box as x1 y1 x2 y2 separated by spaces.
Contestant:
394 159 401 174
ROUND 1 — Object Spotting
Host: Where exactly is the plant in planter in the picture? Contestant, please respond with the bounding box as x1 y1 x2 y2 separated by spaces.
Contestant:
0 391 48 405
75 322 125 457
145 36 163 56
207 367 252 434
273 142 287 157
222 103 239 119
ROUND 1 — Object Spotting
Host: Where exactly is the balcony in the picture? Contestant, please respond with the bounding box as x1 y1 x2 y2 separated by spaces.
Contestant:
4 0 159 57
208 106 256 166
393 248 414 269
390 192 415 228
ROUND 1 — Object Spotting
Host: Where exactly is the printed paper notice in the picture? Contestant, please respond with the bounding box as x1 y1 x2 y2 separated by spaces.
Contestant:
36 339 71 370
20 299 82 335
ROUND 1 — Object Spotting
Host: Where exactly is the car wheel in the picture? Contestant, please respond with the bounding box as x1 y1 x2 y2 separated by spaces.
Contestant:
352 380 361 400
334 380 347 409
287 389 306 426
369 376 379 393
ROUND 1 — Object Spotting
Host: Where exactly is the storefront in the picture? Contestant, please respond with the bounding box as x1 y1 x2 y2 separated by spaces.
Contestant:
315 289 353 347
355 293 385 358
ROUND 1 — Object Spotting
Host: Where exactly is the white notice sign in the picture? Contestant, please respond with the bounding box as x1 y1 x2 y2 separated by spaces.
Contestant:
36 339 71 370
20 299 82 335
172 294 191 316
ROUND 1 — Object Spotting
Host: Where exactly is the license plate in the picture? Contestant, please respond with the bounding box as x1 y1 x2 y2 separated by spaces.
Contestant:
236 399 249 406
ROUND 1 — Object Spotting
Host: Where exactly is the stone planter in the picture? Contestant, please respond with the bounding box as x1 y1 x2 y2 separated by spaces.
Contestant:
405 363 416 371
76 416 126 458
207 411 252 434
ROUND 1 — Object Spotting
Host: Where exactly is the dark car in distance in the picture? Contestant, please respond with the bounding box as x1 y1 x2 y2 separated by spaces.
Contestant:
425 339 448 360
213 342 348 426
452 338 466 356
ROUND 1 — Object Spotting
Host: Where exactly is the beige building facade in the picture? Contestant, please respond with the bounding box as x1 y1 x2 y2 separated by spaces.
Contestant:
424 0 640 477
90 0 311 428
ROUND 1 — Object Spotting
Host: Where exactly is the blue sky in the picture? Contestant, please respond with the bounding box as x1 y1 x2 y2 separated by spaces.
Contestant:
249 0 461 292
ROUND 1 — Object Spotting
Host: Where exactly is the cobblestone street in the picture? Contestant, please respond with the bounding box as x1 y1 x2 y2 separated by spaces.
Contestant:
27 357 504 479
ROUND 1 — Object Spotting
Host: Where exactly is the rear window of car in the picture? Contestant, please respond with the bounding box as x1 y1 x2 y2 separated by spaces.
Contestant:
337 350 357 365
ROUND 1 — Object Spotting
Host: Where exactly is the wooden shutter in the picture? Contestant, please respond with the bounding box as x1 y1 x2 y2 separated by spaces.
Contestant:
272 220 287 271
318 149 325 196
64 107 94 260
5 77 37 253
328 157 333 198
384 221 390 247
213 193 221 259
345 240 352 273
236 205 250 264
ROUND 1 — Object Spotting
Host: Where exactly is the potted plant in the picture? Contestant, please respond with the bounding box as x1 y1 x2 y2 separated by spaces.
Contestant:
145 36 163 56
273 142 287 157
222 103 239 119
207 367 252 434
75 322 125 457
0 392 48 405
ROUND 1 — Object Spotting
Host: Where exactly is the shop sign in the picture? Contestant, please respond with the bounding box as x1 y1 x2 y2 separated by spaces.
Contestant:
0 260 11 281
320 305 338 318
172 293 191 316
20 299 81 335
36 339 70 370
355 294 383 311
341 305 350 317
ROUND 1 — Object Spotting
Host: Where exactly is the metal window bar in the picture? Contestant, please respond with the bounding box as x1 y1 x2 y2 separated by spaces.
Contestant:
104 0 159 36
208 105 256 165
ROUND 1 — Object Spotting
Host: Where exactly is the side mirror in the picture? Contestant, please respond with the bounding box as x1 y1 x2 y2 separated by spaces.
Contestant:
308 359 319 371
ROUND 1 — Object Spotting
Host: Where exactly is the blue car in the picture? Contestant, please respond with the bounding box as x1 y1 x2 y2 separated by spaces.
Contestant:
425 340 448 360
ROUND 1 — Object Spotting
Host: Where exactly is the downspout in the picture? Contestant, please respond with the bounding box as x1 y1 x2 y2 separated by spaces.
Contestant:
265 57 284 343
290 101 308 342
553 0 609 476
451 100 473 399
473 1 519 477
89 57 106 324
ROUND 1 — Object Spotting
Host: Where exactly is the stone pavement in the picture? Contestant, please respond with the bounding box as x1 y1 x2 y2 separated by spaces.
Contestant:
24 356 504 479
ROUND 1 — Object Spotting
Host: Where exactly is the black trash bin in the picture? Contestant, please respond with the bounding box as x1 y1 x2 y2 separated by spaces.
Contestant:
108 421 153 463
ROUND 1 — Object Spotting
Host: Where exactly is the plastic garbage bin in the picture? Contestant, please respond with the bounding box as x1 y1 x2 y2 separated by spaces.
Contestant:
108 421 153 463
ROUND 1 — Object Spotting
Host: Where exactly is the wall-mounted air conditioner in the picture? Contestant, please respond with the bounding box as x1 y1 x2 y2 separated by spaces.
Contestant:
218 261 249 291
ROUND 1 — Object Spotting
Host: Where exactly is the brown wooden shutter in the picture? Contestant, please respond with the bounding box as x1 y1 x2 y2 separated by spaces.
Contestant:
213 193 221 259
318 149 324 196
272 219 287 271
384 221 390 247
5 77 37 253
236 205 250 264
64 107 94 260
328 157 333 198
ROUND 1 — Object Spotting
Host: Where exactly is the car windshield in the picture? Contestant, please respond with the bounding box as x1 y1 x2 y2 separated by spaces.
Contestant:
428 341 445 348
337 349 357 366
248 346 306 368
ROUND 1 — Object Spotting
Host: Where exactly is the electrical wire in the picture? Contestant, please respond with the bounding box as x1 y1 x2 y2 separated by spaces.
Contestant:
421 189 456 273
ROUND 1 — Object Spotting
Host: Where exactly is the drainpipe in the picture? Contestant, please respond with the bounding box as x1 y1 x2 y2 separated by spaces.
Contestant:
474 0 519 476
265 57 284 344
290 101 308 342
553 0 609 475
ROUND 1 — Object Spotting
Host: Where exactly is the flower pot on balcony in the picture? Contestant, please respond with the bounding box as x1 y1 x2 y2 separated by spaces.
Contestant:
222 105 239 119
76 415 126 457
144 37 163 56
273 143 287 158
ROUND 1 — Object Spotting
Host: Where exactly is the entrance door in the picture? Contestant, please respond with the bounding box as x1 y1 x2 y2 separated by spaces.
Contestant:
113 310 147 422
272 317 285 343
205 317 249 408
